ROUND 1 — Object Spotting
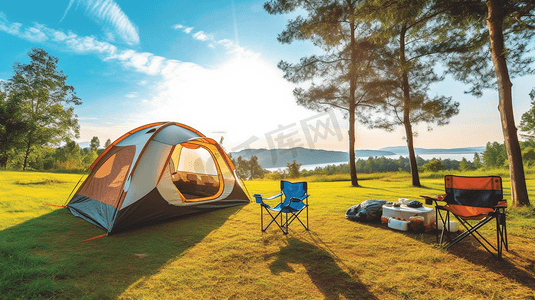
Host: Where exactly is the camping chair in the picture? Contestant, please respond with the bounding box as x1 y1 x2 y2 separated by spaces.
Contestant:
421 175 508 259
253 180 309 234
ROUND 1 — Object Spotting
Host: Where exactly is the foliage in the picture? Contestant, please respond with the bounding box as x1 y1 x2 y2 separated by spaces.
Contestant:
4 141 97 172
473 152 483 169
442 0 535 96
90 136 100 151
441 0 535 206
231 155 267 180
423 158 445 172
0 82 28 168
358 0 463 187
519 88 535 141
459 157 474 172
2 48 81 170
287 160 302 178
483 141 507 169
265 0 389 187
300 155 464 177
104 138 112 148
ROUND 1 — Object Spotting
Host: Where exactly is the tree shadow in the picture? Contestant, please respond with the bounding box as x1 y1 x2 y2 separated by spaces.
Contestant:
0 205 243 299
446 239 535 289
267 237 378 300
377 224 535 291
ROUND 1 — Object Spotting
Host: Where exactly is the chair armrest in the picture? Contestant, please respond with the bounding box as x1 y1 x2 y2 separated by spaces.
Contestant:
495 200 508 208
420 194 447 205
253 193 283 204
264 193 283 200
290 194 309 202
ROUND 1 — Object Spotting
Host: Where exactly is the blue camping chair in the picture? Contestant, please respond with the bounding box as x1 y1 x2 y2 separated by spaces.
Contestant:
253 180 309 234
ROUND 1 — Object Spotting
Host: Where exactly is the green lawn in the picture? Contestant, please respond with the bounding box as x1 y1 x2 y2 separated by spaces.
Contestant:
1 170 534 299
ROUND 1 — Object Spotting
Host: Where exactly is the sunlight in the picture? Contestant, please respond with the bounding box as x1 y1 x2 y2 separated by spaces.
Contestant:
138 51 313 150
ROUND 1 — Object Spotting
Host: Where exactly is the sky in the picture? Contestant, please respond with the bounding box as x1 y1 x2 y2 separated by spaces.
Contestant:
1 0 534 153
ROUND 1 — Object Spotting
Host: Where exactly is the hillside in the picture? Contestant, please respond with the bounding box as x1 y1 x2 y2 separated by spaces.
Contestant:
229 146 485 169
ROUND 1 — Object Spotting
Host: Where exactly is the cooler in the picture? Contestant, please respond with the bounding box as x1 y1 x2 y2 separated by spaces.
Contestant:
382 204 435 230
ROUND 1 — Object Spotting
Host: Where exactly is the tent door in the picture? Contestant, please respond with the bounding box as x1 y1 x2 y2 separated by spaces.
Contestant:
168 143 223 201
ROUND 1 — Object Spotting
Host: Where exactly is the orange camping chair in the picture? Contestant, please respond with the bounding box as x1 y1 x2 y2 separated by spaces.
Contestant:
421 175 508 259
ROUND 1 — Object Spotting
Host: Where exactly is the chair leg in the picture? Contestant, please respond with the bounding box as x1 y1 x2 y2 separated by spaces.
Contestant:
284 207 309 231
306 204 309 230
436 208 453 246
262 208 287 234
496 209 508 259
445 215 502 259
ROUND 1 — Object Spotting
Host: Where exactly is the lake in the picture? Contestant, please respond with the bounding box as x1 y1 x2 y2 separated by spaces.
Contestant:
267 153 478 172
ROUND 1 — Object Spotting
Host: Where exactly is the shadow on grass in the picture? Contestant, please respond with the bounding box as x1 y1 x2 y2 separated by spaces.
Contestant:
0 205 242 299
371 221 535 291
354 184 436 195
447 239 535 290
267 237 378 300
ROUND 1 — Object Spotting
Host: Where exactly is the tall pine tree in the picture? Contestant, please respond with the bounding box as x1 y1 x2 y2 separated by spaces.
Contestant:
265 0 387 186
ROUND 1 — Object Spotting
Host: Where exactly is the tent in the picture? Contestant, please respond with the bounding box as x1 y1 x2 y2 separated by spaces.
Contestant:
67 122 250 234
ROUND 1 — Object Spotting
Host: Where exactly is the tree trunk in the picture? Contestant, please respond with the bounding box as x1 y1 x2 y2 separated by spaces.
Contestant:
400 24 420 187
0 136 7 168
23 139 32 171
404 121 420 186
0 156 7 169
349 20 359 187
349 101 358 186
487 0 530 206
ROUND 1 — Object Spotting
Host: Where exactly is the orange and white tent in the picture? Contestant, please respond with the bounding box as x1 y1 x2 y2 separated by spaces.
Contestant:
67 122 249 234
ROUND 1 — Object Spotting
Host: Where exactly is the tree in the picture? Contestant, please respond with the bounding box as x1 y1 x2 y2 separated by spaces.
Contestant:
522 146 535 166
264 0 387 187
104 138 112 148
233 156 249 179
287 160 302 178
482 141 507 168
519 88 535 141
231 155 267 180
360 0 460 187
443 0 534 206
473 152 483 169
459 157 473 171
423 158 445 172
4 48 81 170
249 155 266 179
90 136 100 151
0 83 27 168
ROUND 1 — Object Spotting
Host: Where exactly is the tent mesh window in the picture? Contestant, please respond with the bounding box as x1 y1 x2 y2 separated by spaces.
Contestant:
78 145 136 207
170 144 221 200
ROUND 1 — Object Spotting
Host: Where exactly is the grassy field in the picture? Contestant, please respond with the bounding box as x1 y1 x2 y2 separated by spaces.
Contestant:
1 170 534 299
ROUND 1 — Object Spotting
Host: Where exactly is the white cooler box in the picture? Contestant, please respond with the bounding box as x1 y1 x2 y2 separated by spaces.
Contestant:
382 205 435 231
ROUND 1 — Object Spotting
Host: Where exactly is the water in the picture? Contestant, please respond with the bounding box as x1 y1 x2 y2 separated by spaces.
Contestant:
267 153 477 172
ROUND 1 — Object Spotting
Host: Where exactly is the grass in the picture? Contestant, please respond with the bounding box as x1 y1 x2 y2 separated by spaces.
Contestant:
1 170 534 299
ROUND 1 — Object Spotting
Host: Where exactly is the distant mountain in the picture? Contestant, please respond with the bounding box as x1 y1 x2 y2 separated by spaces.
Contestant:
379 146 486 156
229 146 485 169
229 147 350 169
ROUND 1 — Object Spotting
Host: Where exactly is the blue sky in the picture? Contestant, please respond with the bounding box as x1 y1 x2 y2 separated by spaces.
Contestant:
1 0 534 152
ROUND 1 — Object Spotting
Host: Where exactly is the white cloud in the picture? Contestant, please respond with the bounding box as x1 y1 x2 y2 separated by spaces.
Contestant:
0 13 315 150
192 31 210 41
21 24 49 42
174 24 245 56
173 24 193 34
61 0 139 45
0 13 22 35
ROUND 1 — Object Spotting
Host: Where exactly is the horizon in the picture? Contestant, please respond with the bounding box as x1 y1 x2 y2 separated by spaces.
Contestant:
1 1 534 152
79 141 486 153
